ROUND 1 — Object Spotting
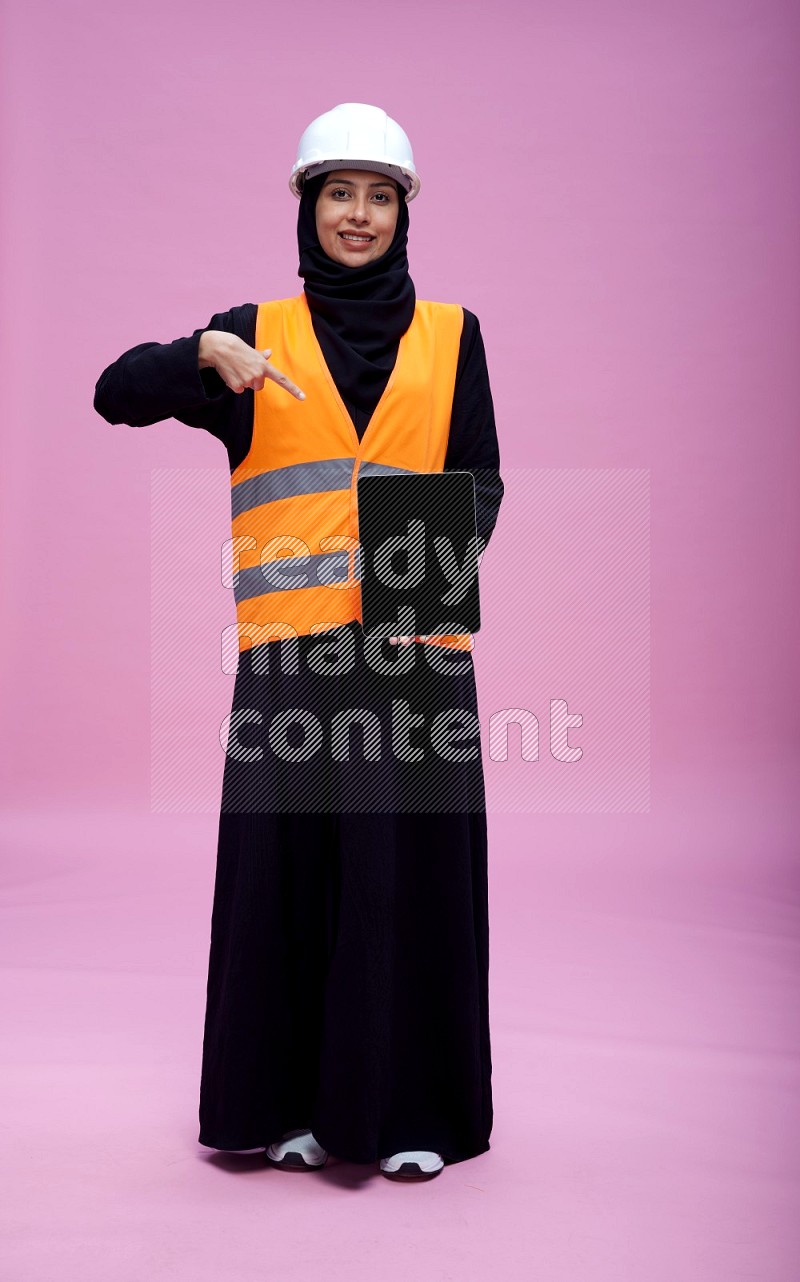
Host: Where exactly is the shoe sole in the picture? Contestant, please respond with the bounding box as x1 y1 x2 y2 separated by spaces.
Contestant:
265 1150 328 1171
381 1161 443 1180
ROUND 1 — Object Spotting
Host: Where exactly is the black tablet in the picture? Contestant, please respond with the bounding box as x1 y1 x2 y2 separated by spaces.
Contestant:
356 470 481 638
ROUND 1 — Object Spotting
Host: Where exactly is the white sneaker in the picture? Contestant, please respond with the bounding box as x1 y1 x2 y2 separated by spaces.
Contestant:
380 1150 444 1178
266 1128 328 1170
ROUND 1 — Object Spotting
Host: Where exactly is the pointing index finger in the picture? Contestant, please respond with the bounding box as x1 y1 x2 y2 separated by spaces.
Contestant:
263 357 306 400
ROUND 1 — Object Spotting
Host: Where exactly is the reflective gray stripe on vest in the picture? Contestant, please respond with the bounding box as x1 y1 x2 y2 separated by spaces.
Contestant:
234 548 365 604
231 457 419 520
231 458 355 520
354 460 419 480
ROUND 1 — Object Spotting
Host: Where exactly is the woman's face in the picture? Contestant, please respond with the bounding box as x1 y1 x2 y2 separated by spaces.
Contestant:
314 169 400 267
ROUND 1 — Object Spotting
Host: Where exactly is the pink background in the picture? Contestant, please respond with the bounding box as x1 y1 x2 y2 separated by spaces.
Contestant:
2 0 799 1277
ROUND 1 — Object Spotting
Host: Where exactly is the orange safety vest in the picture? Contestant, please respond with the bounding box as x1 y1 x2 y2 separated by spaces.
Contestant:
229 291 472 653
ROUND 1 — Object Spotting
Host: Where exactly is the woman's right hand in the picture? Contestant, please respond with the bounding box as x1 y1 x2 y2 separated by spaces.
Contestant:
198 331 305 400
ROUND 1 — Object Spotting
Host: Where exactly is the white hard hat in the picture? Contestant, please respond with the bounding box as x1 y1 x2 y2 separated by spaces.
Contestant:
290 102 421 202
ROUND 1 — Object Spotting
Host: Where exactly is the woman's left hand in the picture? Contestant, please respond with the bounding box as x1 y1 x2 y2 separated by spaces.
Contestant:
389 635 430 645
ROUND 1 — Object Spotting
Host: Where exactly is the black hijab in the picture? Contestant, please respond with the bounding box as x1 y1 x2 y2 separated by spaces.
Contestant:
296 171 416 430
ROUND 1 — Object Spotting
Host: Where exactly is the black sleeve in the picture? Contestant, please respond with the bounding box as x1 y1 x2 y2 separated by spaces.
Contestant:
92 303 258 468
444 308 505 552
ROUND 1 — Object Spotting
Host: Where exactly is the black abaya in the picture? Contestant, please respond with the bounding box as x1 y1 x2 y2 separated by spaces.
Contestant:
94 298 504 1166
199 806 492 1162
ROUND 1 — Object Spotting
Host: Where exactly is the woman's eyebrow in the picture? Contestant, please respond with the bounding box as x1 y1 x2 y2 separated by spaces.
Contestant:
323 177 394 188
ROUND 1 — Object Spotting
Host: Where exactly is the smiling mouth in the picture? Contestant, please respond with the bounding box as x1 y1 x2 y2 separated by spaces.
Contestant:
339 232 375 243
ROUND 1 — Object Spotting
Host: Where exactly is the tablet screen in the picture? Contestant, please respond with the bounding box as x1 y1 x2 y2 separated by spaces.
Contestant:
356 470 481 638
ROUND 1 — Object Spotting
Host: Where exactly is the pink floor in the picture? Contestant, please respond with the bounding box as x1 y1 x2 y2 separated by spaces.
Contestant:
2 759 798 1280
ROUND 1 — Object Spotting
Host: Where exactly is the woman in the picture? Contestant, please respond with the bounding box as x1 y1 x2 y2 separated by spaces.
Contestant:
94 102 504 1180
